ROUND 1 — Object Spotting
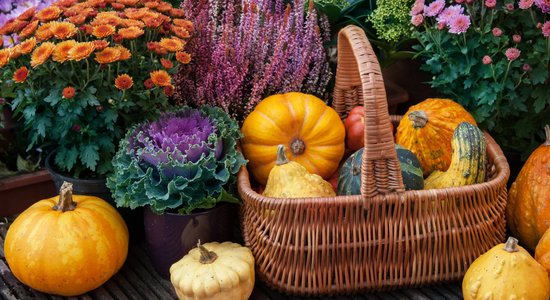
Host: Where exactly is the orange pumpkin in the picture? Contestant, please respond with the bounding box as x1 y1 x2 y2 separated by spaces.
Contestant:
507 125 550 251
4 182 129 296
536 227 550 274
241 92 345 185
395 98 477 176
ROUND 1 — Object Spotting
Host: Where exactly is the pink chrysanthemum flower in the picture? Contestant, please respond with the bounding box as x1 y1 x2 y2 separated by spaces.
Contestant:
455 0 464 3
522 64 531 71
492 27 503 37
424 0 446 17
542 21 550 37
485 0 496 8
513 34 522 43
519 0 534 9
410 0 425 16
482 55 492 64
535 0 550 13
506 3 515 11
437 5 464 24
505 48 521 61
448 13 471 34
411 14 425 27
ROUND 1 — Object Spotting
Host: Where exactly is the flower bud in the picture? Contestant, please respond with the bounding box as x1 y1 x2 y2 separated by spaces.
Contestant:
513 34 521 43
482 55 492 65
492 27 502 37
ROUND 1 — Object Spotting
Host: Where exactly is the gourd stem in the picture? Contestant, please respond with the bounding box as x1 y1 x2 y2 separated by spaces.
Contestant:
544 125 550 146
53 181 77 212
197 240 218 264
503 237 519 253
408 110 428 128
276 144 289 165
290 139 306 155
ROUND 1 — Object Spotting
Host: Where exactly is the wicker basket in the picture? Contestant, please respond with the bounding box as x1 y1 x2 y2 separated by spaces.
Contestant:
237 25 509 296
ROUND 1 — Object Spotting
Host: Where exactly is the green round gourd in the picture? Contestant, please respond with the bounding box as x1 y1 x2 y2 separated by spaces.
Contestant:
337 145 424 195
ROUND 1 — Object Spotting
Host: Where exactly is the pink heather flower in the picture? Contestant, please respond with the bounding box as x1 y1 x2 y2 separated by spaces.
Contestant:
411 14 425 26
448 13 471 34
506 3 514 11
482 55 492 64
411 0 425 15
485 0 496 8
424 0 446 17
513 34 522 43
492 27 503 37
505 47 521 61
535 0 550 13
519 0 534 9
542 21 550 37
522 64 530 71
437 5 464 24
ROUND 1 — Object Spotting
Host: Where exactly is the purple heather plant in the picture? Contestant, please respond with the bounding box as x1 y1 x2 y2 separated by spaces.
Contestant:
174 0 332 122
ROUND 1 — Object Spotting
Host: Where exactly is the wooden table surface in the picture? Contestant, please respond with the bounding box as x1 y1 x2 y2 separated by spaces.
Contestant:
0 221 463 300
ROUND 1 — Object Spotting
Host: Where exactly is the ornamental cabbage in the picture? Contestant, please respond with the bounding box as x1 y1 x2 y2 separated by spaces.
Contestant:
107 106 246 214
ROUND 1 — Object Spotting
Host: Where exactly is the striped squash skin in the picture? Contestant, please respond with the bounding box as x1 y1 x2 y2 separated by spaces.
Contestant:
424 122 486 189
4 194 129 296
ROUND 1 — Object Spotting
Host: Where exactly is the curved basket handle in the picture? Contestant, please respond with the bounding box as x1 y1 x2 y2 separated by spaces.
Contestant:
333 25 405 197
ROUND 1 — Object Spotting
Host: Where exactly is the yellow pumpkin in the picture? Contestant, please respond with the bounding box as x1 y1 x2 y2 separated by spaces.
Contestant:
170 241 255 300
4 182 129 296
462 237 550 300
241 92 345 185
263 144 336 198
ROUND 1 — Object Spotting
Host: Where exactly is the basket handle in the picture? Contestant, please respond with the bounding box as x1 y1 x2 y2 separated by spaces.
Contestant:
333 25 405 197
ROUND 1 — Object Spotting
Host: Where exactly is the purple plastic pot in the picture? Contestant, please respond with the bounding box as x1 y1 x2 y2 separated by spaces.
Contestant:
144 203 238 279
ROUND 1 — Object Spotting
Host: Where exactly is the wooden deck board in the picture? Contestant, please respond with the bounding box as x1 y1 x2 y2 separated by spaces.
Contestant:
0 222 463 299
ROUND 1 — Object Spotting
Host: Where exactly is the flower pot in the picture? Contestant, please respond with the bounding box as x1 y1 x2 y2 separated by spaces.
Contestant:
144 203 239 279
0 170 57 217
45 150 144 244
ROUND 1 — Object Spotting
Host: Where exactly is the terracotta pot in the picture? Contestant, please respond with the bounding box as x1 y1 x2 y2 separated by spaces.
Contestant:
0 170 57 217
144 203 239 279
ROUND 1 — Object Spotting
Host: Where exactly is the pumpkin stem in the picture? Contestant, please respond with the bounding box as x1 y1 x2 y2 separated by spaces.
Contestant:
53 181 77 212
544 125 549 146
290 138 306 155
276 144 290 165
503 237 519 253
408 110 428 128
197 240 218 264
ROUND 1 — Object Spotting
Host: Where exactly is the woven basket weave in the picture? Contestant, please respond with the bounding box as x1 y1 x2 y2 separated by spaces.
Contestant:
237 25 509 296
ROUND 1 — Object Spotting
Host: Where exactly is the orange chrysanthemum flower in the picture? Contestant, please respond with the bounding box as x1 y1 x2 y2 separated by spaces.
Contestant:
111 3 125 10
175 51 191 64
117 0 140 6
118 26 144 40
92 24 116 38
144 78 154 89
68 14 87 25
122 19 145 28
156 2 173 12
36 6 62 22
35 23 54 41
169 9 185 18
150 70 171 87
30 42 55 67
115 74 133 90
17 7 36 21
171 26 190 39
0 20 17 35
18 20 39 38
0 49 10 67
159 38 183 52
67 42 95 61
115 46 131 60
173 19 193 31
91 12 121 26
143 17 162 28
9 45 22 59
19 37 37 54
57 0 78 7
92 40 109 51
49 22 78 39
95 47 120 64
53 40 77 62
124 8 148 19
144 1 159 8
13 67 29 83
163 85 174 96
160 58 173 69
62 86 76 99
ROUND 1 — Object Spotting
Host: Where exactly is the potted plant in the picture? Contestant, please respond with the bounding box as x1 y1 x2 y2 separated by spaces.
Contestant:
410 0 550 170
106 106 247 279
0 0 193 233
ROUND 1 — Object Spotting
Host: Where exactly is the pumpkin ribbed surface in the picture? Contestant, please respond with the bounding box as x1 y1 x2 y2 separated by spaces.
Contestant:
4 188 129 296
241 92 345 185
396 98 477 176
507 125 550 251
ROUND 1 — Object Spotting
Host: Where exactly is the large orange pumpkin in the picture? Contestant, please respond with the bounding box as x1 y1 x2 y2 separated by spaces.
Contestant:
4 182 129 296
395 98 477 176
241 92 345 185
507 125 550 251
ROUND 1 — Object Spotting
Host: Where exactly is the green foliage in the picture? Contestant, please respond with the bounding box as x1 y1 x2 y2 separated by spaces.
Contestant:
368 0 415 43
413 1 550 156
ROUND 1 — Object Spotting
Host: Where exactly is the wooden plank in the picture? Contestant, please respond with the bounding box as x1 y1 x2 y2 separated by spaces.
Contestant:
131 246 177 295
431 285 461 300
0 273 18 300
125 250 176 299
101 278 130 300
399 288 431 300
111 270 147 299
118 260 168 299
88 286 115 300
